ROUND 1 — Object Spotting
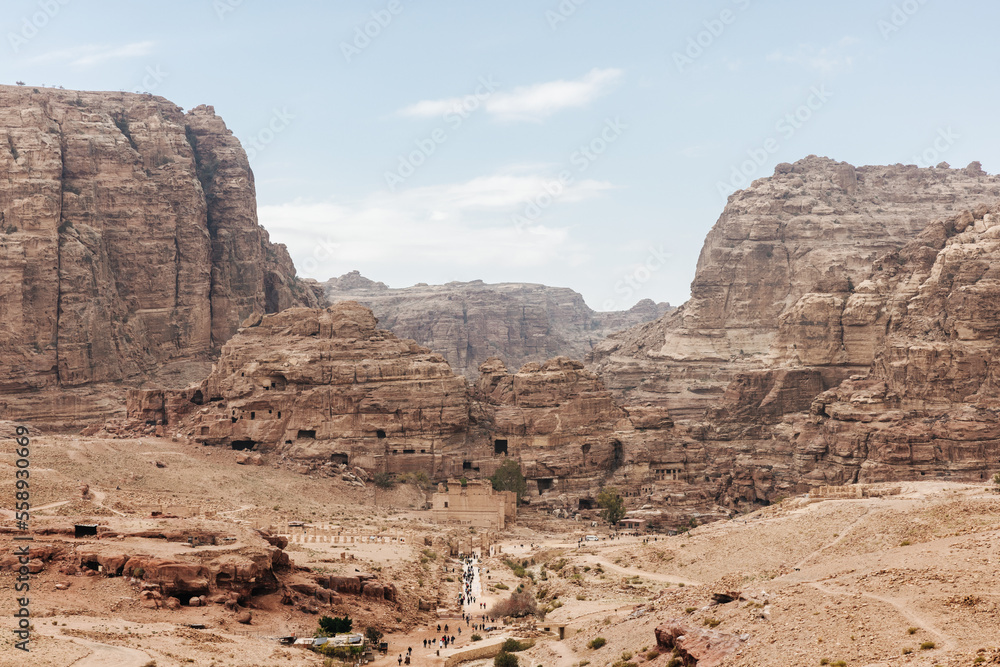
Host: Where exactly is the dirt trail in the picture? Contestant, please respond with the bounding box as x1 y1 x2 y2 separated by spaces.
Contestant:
44 633 152 667
809 582 955 651
793 505 873 570
588 556 702 586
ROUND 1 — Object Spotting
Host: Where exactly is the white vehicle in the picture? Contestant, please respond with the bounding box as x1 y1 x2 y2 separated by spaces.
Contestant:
585 535 599 541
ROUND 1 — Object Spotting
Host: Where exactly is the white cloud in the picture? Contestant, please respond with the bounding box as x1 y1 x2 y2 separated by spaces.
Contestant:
766 37 858 73
259 170 614 280
397 68 623 123
25 41 155 67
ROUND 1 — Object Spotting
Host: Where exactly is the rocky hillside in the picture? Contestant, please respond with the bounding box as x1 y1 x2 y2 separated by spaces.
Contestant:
589 156 1000 508
324 272 671 377
0 86 321 424
592 157 1000 422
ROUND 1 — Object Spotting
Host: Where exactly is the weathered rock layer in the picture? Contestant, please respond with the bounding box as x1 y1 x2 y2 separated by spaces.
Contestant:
0 86 319 425
324 272 671 377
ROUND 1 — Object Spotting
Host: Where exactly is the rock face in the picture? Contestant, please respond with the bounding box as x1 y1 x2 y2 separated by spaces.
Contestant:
783 204 1000 485
324 272 671 377
472 357 637 505
655 621 743 667
0 86 319 424
593 157 1000 421
590 157 1000 511
134 303 649 511
138 302 473 476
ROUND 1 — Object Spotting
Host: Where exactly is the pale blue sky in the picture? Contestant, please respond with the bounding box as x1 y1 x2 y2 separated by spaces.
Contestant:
3 0 996 310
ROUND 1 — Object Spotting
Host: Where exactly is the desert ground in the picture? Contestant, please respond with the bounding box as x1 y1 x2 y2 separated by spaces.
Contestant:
2 428 1000 667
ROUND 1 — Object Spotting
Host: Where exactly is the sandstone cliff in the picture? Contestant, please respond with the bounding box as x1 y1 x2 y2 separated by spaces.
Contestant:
590 157 1000 510
0 86 319 425
324 272 671 377
592 157 1000 421
137 302 472 475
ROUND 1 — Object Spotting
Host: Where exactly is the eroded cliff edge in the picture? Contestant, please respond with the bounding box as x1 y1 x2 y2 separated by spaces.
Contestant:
0 86 320 424
324 273 672 378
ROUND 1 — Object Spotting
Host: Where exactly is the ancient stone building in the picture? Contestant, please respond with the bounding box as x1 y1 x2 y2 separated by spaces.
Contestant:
430 480 516 529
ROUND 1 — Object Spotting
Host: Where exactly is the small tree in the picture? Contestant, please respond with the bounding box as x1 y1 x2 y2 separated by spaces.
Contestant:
318 615 352 636
364 627 383 646
596 487 626 526
373 472 395 489
490 459 527 503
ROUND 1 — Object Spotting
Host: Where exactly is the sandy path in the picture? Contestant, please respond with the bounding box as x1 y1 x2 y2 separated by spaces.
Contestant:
809 582 955 651
587 556 702 586
546 639 580 667
38 632 152 667
792 506 873 571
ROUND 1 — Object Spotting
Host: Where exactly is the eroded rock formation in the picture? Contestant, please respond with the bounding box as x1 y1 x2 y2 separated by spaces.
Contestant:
136 302 472 476
0 86 320 425
590 157 1000 511
324 272 671 377
592 157 1000 421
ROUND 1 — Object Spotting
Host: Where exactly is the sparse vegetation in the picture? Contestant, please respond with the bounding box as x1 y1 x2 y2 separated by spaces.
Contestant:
491 459 528 503
372 471 395 489
317 615 352 636
596 486 626 525
493 651 519 667
489 590 539 619
588 637 606 650
501 639 525 652
920 641 936 650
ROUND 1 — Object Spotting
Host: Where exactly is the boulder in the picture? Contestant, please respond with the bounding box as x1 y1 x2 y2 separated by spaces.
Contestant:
655 621 744 667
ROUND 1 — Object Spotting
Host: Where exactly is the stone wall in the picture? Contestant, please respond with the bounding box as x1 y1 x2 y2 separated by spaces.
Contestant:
430 480 517 529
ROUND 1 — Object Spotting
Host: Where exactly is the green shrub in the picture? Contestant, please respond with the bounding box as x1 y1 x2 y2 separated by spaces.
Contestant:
501 639 525 652
494 651 519 667
504 559 527 578
920 641 935 650
495 583 509 590
703 617 721 628
588 637 606 650
317 615 352 636
907 626 917 635
373 472 395 489
470 633 482 642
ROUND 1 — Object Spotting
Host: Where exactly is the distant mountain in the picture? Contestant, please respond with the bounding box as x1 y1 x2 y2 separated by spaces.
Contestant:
323 272 671 377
